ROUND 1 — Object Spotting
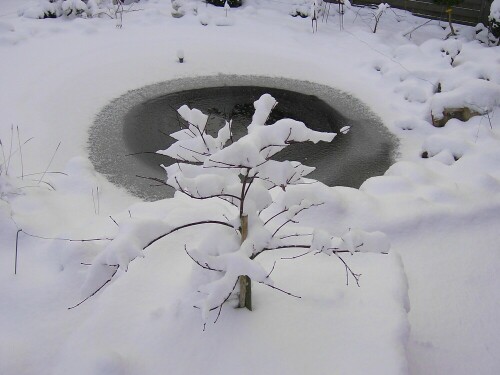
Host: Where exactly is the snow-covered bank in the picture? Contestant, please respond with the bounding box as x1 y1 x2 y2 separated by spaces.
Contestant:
1 1 499 374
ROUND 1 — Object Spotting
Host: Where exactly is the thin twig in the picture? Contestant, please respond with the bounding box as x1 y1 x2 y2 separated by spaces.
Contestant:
0 138 5 174
258 282 301 299
124 151 158 157
281 250 312 260
68 266 119 310
279 233 313 240
266 261 277 278
158 129 170 138
263 207 288 226
37 141 61 185
96 186 100 215
21 171 68 178
403 19 433 38
174 176 240 202
92 188 96 215
214 278 239 324
15 229 21 275
17 179 56 191
6 124 13 175
16 126 23 179
334 253 361 287
0 137 34 173
109 216 119 227
144 220 234 249
185 245 224 272
80 262 118 267
19 229 112 242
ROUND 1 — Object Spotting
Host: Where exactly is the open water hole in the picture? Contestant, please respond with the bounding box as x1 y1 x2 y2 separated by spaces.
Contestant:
89 76 397 201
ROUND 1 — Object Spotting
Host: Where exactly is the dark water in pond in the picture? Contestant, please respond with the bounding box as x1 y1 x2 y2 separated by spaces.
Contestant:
89 77 397 201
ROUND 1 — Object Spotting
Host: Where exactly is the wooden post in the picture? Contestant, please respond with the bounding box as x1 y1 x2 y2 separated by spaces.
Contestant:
238 215 252 310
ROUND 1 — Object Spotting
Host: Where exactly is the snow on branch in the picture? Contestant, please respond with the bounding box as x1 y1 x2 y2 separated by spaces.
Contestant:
79 93 390 324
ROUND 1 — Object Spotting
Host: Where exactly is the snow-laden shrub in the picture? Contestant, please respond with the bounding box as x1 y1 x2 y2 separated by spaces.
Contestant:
473 23 497 45
21 0 104 19
171 0 198 18
81 93 391 322
62 0 91 17
290 2 311 18
21 0 61 19
489 0 500 42
372 3 390 33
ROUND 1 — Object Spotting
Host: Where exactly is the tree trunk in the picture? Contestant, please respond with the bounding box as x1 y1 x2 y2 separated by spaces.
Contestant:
238 215 252 310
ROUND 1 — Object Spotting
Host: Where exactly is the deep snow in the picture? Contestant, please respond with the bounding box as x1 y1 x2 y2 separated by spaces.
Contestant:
1 1 499 374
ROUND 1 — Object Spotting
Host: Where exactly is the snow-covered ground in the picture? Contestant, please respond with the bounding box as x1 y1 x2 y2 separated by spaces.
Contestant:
1 1 499 374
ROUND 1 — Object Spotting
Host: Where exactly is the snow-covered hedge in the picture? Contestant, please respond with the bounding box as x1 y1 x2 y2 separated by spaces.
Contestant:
490 0 500 40
20 0 103 19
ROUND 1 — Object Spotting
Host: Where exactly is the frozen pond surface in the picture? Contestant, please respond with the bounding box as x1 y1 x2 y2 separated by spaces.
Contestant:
89 75 398 201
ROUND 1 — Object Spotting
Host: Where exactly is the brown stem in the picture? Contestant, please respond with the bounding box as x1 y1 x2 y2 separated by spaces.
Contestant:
238 214 252 310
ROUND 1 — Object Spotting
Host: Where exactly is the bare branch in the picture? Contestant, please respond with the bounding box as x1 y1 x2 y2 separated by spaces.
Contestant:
109 216 119 227
143 220 235 250
214 278 239 323
14 229 21 275
259 143 287 154
216 195 239 208
243 172 258 199
80 262 118 267
258 282 301 299
18 229 112 242
136 174 168 186
37 141 61 185
272 203 323 237
68 266 119 310
16 126 24 179
266 260 277 278
0 138 6 174
17 179 56 191
281 250 312 260
0 136 34 173
178 144 211 158
174 176 241 202
21 171 68 178
206 158 243 168
335 253 361 287
124 151 158 157
70 220 235 309
185 245 224 272
278 233 313 240
403 19 433 38
263 207 288 226
6 124 13 174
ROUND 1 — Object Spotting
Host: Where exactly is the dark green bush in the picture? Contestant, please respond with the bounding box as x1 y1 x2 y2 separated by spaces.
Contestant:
205 0 242 7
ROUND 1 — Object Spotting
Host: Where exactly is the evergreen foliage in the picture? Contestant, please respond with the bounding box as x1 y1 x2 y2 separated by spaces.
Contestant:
206 0 242 7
